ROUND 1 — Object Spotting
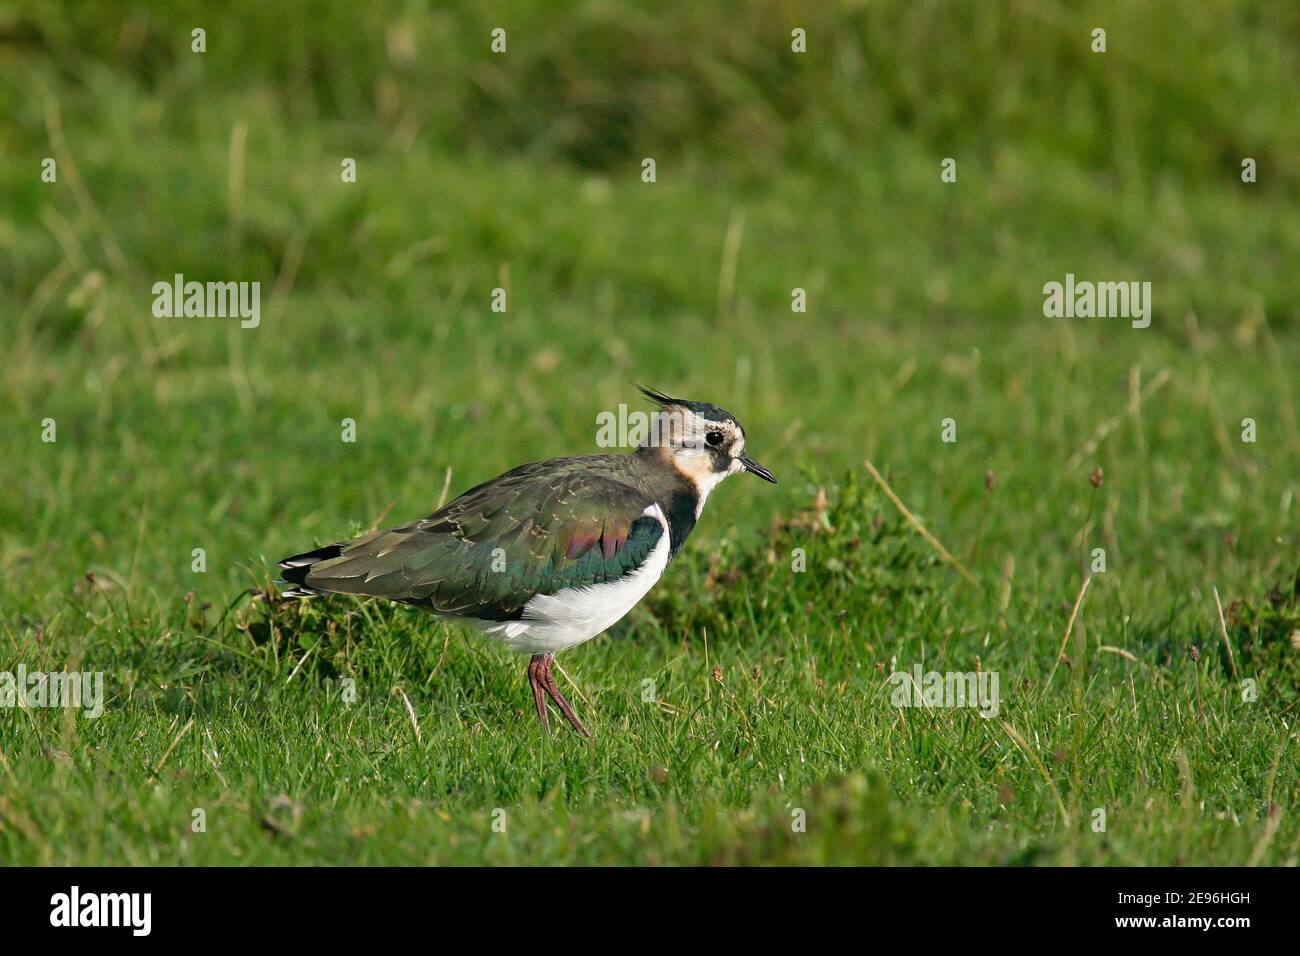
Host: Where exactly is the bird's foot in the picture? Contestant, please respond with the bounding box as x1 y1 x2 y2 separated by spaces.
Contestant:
527 653 551 734
527 653 591 738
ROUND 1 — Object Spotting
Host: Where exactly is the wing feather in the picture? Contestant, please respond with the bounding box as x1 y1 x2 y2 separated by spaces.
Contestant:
288 458 664 621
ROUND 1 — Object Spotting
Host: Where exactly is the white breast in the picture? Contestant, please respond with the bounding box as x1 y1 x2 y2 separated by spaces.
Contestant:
483 503 671 655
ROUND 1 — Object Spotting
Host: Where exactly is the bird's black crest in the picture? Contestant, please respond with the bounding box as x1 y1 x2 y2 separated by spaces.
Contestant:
634 384 738 426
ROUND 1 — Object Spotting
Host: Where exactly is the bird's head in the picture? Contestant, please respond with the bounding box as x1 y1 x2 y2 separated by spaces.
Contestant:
635 385 777 494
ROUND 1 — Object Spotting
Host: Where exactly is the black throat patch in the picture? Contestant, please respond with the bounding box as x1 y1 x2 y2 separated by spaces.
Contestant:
660 482 701 559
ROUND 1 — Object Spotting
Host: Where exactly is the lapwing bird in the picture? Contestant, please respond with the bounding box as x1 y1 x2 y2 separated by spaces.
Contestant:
277 387 776 737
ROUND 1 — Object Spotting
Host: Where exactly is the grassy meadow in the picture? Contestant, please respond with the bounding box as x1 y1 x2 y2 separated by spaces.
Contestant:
0 1 1297 865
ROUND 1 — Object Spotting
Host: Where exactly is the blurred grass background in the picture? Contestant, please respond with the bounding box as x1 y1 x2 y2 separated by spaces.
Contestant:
4 0 1297 323
0 1 1297 864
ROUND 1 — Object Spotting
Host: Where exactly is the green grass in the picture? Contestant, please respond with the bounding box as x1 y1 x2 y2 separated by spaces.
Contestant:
1 0 1297 865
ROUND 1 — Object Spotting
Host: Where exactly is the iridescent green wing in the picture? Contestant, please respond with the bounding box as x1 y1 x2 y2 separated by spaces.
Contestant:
294 457 663 620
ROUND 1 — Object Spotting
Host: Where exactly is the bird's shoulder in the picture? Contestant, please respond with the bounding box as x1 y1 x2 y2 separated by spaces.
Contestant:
420 454 654 537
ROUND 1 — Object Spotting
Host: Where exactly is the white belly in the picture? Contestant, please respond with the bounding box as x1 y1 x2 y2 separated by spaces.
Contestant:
482 503 671 655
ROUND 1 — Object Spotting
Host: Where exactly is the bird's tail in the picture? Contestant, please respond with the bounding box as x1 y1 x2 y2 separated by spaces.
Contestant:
276 544 344 598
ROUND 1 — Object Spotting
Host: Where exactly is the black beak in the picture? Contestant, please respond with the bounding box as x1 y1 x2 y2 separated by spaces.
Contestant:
740 453 777 484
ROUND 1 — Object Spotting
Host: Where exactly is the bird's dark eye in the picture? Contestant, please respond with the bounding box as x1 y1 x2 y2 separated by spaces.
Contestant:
706 431 724 447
